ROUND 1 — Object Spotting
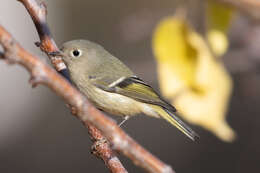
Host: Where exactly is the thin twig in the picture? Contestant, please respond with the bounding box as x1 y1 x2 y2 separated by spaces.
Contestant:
0 6 174 173
17 0 127 172
17 0 66 71
87 124 128 173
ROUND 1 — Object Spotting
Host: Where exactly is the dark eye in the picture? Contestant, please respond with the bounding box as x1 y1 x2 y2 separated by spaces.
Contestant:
71 49 82 57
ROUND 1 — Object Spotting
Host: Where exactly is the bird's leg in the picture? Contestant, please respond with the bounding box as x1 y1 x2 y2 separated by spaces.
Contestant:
118 116 130 127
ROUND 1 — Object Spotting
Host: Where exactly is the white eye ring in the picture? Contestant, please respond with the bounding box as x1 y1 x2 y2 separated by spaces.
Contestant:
70 49 82 58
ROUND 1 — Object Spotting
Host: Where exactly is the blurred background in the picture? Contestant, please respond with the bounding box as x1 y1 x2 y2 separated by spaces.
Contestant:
0 0 260 173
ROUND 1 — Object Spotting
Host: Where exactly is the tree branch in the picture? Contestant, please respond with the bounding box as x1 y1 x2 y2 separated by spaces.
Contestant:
0 1 175 173
0 25 174 173
17 0 66 71
17 0 127 172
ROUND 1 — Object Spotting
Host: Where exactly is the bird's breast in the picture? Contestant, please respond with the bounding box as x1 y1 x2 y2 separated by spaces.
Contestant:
89 87 143 116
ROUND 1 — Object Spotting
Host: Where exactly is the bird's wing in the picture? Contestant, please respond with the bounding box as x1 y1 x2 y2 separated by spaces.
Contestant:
92 76 199 141
92 76 176 113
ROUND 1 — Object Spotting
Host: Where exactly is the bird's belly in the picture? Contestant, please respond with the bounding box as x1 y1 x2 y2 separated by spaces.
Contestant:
90 88 143 116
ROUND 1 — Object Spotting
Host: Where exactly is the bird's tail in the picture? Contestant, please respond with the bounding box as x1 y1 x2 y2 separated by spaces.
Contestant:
152 105 199 141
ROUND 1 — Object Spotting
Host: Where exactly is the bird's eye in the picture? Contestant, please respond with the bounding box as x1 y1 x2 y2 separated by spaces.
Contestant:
71 49 82 57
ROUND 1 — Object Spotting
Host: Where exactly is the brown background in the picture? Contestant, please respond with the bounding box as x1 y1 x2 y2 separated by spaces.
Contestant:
0 0 259 173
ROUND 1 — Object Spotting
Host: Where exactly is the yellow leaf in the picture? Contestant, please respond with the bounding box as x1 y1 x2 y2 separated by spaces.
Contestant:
152 16 236 142
207 30 228 57
153 17 198 97
206 0 234 56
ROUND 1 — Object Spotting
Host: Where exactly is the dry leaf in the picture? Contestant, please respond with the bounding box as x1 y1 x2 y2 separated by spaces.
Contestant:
153 16 236 142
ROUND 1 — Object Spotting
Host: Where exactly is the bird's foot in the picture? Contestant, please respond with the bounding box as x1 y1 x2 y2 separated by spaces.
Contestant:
118 116 129 127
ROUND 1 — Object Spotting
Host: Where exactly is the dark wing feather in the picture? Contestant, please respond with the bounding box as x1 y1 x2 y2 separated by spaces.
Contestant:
94 76 176 113
93 76 199 140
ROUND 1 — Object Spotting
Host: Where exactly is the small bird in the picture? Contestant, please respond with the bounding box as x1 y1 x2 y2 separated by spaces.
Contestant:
59 39 198 141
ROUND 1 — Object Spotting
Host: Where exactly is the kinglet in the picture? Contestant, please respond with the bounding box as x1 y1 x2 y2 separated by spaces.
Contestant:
59 40 198 141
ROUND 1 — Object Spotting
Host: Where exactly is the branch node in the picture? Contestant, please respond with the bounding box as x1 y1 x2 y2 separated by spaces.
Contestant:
91 139 113 160
35 41 41 47
39 1 47 15
1 36 19 64
38 1 47 21
66 104 78 115
29 63 47 87
29 75 41 88
0 51 4 59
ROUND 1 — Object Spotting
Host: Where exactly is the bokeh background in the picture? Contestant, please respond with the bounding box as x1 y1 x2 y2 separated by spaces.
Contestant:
1 0 260 173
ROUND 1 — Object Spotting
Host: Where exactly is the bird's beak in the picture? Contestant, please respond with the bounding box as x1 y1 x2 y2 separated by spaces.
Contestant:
48 51 65 57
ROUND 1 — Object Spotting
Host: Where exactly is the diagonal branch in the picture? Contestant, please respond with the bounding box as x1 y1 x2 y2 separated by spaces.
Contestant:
17 0 66 71
0 25 174 173
0 1 175 173
17 0 127 172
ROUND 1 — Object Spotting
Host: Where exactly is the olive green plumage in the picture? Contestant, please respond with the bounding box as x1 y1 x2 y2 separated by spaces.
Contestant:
60 39 198 141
